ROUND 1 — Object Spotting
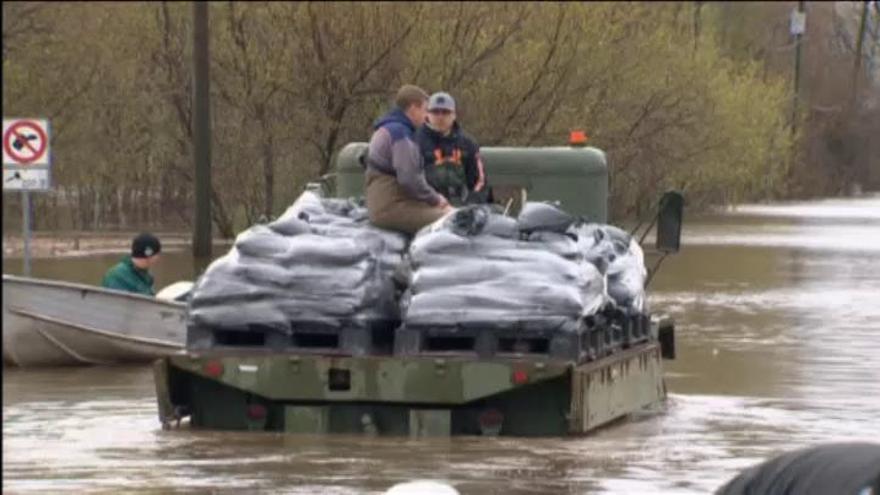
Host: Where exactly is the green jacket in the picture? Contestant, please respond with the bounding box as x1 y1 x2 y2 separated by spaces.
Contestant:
101 256 155 296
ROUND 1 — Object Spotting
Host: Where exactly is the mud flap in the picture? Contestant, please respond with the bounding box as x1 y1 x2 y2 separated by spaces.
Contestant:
153 359 174 430
409 409 451 437
285 406 329 434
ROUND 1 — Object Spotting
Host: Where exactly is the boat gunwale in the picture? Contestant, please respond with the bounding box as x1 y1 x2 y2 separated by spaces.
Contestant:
2 274 187 310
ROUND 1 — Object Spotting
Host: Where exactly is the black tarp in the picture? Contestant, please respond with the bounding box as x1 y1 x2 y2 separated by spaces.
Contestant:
188 192 408 334
401 205 607 333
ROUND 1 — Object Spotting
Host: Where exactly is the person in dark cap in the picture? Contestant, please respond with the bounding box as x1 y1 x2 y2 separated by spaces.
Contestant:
716 442 880 495
101 233 162 296
416 91 491 206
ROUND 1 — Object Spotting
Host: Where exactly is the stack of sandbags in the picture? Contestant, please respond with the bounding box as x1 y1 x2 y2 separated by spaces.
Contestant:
568 222 647 313
270 193 409 285
516 200 648 313
401 205 607 334
187 192 408 334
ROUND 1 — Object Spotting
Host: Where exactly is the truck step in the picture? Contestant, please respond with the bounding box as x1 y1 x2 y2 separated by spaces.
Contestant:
187 320 397 356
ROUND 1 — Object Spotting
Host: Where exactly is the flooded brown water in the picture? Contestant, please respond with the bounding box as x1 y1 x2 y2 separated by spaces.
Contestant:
3 196 880 494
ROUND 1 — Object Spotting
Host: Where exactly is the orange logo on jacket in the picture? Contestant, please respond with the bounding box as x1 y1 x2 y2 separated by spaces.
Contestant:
433 148 463 166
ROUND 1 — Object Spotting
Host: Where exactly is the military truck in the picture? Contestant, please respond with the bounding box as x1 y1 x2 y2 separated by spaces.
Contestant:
153 138 682 437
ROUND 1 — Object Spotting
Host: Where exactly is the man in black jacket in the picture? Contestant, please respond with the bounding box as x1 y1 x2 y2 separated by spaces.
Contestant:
415 92 492 206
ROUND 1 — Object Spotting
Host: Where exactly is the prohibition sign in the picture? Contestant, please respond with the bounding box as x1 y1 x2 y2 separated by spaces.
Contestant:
3 120 48 165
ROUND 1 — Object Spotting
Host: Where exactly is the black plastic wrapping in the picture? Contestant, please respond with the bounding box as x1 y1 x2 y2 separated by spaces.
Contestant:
188 192 408 334
189 195 647 341
568 222 647 312
402 205 607 333
517 201 576 233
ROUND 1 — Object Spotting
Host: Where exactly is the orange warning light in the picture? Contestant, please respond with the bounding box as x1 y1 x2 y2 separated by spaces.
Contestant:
569 130 588 146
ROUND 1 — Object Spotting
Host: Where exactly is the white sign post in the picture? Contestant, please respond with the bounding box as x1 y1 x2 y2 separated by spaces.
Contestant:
3 118 52 277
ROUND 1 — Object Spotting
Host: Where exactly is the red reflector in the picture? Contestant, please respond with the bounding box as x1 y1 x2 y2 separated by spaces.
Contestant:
512 370 529 384
479 408 504 427
246 404 267 420
203 361 224 378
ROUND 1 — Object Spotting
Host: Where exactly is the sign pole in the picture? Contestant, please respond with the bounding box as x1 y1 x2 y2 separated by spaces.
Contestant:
22 189 31 276
3 117 51 275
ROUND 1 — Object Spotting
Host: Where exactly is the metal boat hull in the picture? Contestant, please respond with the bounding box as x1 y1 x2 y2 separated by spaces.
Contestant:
2 275 186 367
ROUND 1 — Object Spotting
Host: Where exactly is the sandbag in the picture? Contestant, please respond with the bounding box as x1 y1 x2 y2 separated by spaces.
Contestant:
267 215 311 236
517 201 576 233
568 222 647 312
483 214 519 238
525 231 581 260
401 205 607 334
188 191 407 336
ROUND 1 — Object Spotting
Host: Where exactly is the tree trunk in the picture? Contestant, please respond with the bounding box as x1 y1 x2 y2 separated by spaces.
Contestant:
50 193 60 230
850 1 869 110
257 104 275 218
79 187 90 231
693 1 702 53
117 189 127 229
92 188 101 230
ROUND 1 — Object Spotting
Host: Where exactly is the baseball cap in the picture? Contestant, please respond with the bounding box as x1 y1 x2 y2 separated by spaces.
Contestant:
428 92 456 112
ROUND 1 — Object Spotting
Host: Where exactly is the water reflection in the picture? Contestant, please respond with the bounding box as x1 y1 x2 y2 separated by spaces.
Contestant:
3 197 880 494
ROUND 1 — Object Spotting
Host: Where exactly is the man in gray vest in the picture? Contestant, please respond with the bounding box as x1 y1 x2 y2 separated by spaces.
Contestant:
364 85 453 235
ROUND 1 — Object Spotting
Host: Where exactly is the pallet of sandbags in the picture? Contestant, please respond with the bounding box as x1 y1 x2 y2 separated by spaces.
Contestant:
186 192 407 355
395 205 610 362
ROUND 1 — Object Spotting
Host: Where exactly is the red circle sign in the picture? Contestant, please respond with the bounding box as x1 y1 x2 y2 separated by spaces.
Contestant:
3 120 48 165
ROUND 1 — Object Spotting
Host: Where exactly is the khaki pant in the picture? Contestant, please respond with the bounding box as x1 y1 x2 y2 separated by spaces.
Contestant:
365 170 447 235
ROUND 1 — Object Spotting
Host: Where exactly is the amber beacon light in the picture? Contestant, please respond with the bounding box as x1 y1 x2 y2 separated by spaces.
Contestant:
569 129 588 146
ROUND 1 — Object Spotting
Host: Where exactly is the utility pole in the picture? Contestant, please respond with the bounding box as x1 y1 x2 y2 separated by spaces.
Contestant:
192 1 212 260
791 0 806 137
851 1 870 110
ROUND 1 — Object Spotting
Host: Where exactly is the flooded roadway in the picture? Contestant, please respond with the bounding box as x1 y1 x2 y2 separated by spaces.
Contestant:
3 196 880 494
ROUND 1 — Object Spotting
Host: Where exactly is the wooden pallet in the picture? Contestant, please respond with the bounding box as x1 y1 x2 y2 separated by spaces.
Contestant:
394 319 610 363
187 319 397 356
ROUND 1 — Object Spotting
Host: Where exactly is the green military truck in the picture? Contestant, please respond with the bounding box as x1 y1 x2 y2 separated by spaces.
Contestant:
153 140 682 437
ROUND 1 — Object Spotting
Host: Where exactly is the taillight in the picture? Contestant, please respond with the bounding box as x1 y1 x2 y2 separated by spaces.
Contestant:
203 360 224 378
511 369 529 385
478 408 504 436
246 404 267 420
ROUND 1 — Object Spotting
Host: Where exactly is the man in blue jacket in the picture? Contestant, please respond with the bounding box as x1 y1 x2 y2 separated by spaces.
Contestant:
364 85 453 234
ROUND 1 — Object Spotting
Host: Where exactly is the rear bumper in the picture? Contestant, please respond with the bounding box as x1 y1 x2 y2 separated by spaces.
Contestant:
155 343 666 436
